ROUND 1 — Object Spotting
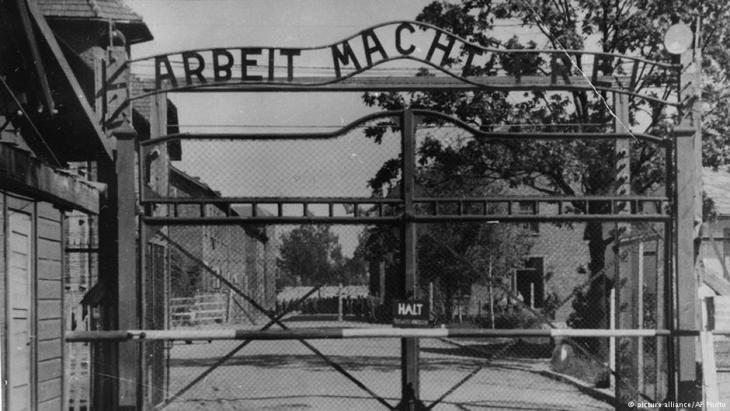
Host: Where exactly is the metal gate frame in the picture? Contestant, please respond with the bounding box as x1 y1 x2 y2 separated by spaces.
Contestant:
78 19 704 410
137 106 676 410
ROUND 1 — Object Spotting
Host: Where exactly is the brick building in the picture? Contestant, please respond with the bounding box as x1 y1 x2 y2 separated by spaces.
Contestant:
164 165 277 325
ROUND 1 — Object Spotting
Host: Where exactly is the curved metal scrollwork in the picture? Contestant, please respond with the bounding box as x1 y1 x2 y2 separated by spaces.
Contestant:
129 21 681 106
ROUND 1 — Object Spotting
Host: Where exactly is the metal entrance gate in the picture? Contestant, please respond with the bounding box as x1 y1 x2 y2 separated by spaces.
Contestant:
130 105 675 409
66 19 702 410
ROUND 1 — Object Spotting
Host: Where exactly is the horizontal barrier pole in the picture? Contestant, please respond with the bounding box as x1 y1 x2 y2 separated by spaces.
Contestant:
64 327 724 342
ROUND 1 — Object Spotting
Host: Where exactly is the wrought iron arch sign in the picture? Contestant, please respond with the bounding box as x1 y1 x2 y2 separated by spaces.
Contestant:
126 20 681 107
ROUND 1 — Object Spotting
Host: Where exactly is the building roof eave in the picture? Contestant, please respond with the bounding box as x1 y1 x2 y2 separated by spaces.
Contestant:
27 0 114 162
44 17 153 44
168 166 270 243
0 143 100 213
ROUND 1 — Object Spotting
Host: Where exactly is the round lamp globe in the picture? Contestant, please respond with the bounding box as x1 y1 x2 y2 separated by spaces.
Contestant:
664 23 693 55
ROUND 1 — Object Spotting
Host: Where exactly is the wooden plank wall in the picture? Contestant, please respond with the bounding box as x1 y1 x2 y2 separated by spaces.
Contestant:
35 201 64 411
0 193 4 410
712 297 730 403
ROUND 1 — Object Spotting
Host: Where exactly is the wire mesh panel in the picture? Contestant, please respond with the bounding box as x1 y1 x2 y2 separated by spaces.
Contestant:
413 221 670 409
410 113 670 218
418 335 614 410
138 222 673 409
131 104 677 410
161 338 402 410
63 207 99 411
141 223 404 410
142 116 402 201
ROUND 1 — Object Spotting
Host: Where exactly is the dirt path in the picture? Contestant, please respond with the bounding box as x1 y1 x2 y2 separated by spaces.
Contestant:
158 323 612 410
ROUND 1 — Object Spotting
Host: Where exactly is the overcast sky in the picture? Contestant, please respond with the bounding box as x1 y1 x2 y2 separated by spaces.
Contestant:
124 0 540 255
125 0 434 129
124 0 542 132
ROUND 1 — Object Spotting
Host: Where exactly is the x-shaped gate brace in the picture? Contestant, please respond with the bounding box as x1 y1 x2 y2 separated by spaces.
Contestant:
419 232 661 406
155 232 396 410
157 232 561 410
158 228 653 410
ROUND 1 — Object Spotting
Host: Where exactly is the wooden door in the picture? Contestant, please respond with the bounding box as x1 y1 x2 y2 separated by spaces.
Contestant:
8 210 32 411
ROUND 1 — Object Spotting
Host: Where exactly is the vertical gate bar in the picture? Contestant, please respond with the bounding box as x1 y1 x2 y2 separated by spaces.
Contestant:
664 141 676 402
399 109 422 410
138 132 149 411
653 237 661 400
146 91 168 410
97 158 119 410
139 173 148 410
615 88 640 401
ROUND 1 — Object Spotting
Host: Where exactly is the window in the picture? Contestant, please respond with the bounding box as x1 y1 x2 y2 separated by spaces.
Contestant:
723 228 730 271
517 201 539 234
213 267 221 289
515 257 544 308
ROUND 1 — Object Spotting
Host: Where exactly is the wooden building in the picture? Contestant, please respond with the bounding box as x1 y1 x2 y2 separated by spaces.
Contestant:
0 0 152 409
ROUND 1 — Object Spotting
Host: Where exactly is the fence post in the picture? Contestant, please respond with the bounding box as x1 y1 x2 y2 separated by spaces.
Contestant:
488 258 494 329
398 109 425 410
114 124 140 410
700 297 719 403
637 242 644 393
338 283 343 322
614 86 641 402
610 288 616 389
675 36 702 402
227 288 233 323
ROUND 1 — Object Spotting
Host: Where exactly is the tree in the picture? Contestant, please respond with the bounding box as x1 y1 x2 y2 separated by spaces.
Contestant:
419 221 532 320
357 146 534 320
364 0 730 358
276 225 345 286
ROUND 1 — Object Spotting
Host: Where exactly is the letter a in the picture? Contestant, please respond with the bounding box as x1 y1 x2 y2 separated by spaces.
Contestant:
361 29 388 66
155 55 178 90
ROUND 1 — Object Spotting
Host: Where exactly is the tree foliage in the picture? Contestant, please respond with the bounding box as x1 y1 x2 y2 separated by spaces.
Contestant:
276 225 345 286
419 221 533 319
361 0 730 343
357 138 535 319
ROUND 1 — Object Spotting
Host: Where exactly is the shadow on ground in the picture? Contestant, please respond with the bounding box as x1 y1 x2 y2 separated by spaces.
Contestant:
169 353 480 372
421 340 553 360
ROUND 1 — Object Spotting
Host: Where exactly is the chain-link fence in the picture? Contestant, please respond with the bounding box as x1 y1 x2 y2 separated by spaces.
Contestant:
66 217 674 410
125 214 672 410
64 196 100 411
415 219 671 408
139 223 402 410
